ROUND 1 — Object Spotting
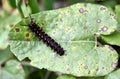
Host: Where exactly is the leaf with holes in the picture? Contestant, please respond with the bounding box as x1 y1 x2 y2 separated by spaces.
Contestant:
0 60 25 79
9 3 118 76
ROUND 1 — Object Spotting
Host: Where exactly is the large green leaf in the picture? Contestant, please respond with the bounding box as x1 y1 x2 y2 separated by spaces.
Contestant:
105 69 120 79
0 11 21 49
0 60 25 79
9 3 118 76
43 0 54 10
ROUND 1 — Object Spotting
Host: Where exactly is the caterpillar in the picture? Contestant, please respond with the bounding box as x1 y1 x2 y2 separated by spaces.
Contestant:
28 18 65 56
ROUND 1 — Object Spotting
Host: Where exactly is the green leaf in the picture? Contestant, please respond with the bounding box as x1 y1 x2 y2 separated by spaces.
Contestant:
9 3 118 76
115 5 120 29
101 0 117 8
101 31 120 46
43 0 54 10
67 0 95 4
0 47 13 63
0 60 25 79
28 0 40 13
57 75 76 79
67 0 83 4
23 65 48 79
8 0 17 8
0 11 21 49
105 69 120 79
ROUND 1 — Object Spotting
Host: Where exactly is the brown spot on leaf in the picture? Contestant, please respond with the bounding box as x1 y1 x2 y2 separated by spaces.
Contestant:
102 67 104 69
10 24 14 28
84 10 88 13
110 13 114 16
41 23 44 25
100 7 106 11
26 38 30 41
26 33 30 37
88 70 90 74
15 28 20 32
67 68 70 71
84 3 87 7
83 26 88 30
101 26 108 32
112 62 117 68
96 19 101 23
96 68 99 71
84 65 88 69
79 8 84 13
55 23 58 26
110 54 112 56
110 13 117 20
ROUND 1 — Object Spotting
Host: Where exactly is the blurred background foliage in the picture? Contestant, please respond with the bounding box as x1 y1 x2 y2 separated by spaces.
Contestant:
0 0 120 79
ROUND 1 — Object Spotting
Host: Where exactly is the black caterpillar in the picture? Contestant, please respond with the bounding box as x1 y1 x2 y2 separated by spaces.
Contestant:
28 18 65 56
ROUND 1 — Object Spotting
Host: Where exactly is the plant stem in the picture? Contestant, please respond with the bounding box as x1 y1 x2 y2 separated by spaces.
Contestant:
17 0 25 18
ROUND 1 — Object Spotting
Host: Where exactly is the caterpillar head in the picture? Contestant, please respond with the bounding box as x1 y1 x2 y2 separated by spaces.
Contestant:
28 18 37 28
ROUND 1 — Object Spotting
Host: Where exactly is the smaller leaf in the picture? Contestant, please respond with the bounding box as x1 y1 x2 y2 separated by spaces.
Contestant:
57 75 76 79
67 0 95 4
105 69 120 79
8 0 17 8
0 47 13 63
101 0 117 8
101 31 120 46
115 5 120 29
43 0 54 10
0 60 25 79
